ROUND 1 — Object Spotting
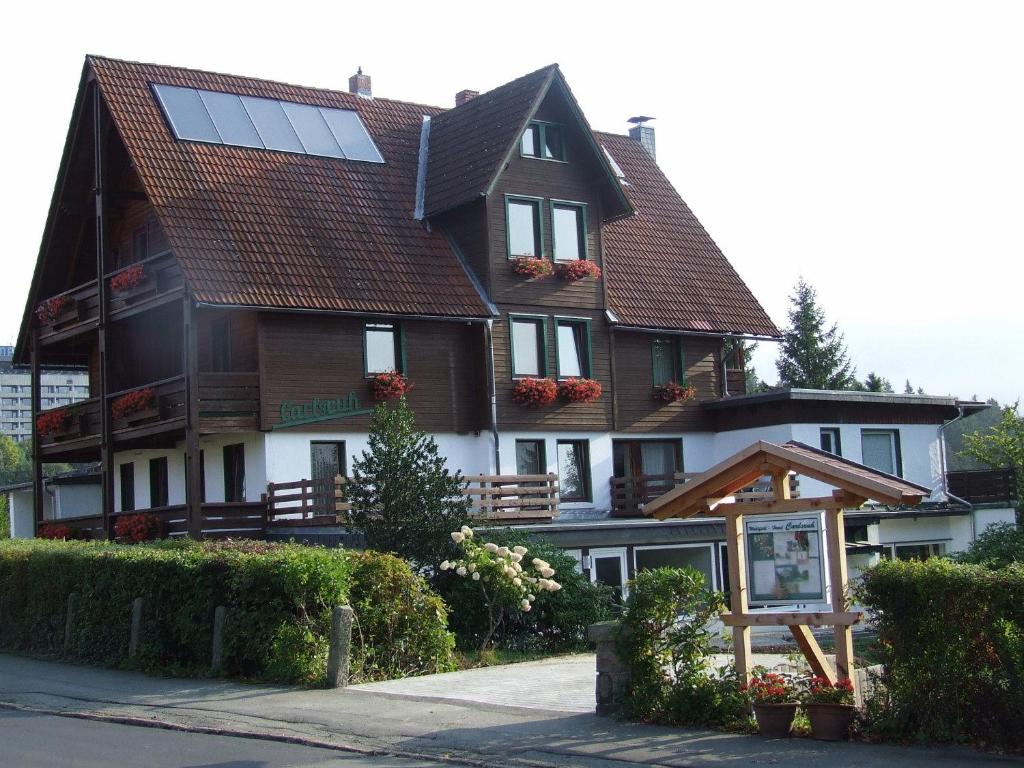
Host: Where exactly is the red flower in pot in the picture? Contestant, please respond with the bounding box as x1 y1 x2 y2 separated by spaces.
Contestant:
512 377 558 407
372 371 411 401
558 378 602 403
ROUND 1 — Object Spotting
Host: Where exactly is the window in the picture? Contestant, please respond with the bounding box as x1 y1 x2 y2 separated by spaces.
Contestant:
651 337 684 387
520 121 565 161
884 542 946 561
551 202 586 262
555 319 591 379
515 439 546 476
634 545 717 590
820 428 842 456
588 547 627 601
223 443 246 502
119 463 135 512
149 457 169 508
506 197 542 258
510 316 546 377
861 429 901 476
211 316 231 372
133 227 148 263
311 441 346 516
364 322 402 375
557 439 591 502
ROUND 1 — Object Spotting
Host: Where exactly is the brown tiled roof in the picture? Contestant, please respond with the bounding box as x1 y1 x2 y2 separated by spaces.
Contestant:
598 132 780 337
89 56 492 318
423 65 556 217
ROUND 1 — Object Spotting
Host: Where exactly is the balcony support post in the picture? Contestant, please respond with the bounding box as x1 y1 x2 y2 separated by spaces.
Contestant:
184 296 202 539
94 83 115 540
30 331 43 533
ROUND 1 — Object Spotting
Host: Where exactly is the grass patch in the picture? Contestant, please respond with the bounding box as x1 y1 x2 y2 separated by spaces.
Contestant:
456 648 572 670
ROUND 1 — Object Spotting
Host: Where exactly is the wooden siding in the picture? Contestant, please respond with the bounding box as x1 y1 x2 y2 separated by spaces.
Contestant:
613 332 721 433
708 399 958 432
437 199 491 294
197 308 259 372
492 306 612 431
486 94 609 310
258 313 487 434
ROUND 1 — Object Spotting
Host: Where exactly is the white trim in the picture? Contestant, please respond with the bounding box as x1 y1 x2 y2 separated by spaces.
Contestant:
588 546 629 599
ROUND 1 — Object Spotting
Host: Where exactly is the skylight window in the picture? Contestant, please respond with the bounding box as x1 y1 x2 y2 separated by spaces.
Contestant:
152 84 384 163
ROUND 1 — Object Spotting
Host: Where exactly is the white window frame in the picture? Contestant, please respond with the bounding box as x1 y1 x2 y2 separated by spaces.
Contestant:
632 543 719 591
861 429 899 476
883 540 948 560
588 547 629 599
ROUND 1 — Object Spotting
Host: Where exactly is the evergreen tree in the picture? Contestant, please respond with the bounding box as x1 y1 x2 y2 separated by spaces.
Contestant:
864 372 894 393
904 379 914 394
775 278 856 390
347 397 471 569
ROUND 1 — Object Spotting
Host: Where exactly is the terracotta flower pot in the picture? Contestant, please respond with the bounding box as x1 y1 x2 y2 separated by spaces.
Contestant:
806 703 855 741
753 702 798 738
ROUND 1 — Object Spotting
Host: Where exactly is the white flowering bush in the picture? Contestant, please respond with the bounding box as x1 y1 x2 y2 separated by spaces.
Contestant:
440 525 561 650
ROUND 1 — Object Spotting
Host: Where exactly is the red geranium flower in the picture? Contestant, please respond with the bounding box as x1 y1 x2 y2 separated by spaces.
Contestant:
372 371 411 401
558 378 602 403
511 256 554 279
656 382 697 403
110 263 146 293
36 409 70 436
512 377 558 407
36 295 71 324
112 387 156 420
555 260 601 281
114 513 162 543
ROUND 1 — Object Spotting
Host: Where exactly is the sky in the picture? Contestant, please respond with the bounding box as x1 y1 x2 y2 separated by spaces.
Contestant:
2 1 1021 404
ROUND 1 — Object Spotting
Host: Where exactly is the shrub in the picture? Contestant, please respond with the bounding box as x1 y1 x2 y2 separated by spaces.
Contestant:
435 529 612 652
346 397 471 571
114 513 162 543
955 522 1024 569
617 566 747 727
555 260 601 281
37 523 77 540
558 378 602 404
511 256 553 279
0 539 455 686
511 377 558 407
856 558 1024 747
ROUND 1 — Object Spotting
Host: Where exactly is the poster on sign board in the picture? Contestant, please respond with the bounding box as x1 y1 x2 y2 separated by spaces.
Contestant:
745 515 827 605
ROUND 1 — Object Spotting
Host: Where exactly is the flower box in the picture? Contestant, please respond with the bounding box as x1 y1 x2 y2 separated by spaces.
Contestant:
555 259 601 282
753 702 799 738
744 670 799 738
372 371 411 401
35 295 71 325
110 263 146 294
511 256 553 279
558 378 602 403
512 377 558 407
802 676 855 740
112 387 157 425
656 382 697 404
36 409 71 437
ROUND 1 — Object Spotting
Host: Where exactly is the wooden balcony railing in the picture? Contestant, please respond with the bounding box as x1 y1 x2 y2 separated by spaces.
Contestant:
266 476 351 526
947 469 1017 504
35 280 100 345
110 502 267 538
36 397 102 449
611 472 800 517
109 375 186 435
199 371 260 432
107 252 183 317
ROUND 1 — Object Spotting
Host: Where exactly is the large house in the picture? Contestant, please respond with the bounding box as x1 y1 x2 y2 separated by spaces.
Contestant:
14 57 1014 600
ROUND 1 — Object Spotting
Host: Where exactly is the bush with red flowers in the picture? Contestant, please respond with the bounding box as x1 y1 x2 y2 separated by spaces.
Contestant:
742 670 798 704
656 381 697 404
801 675 854 705
558 378 602 403
114 513 162 543
36 409 70 436
511 256 553 279
35 295 71 324
556 260 602 281
511 377 558 407
110 263 146 292
111 387 156 420
37 523 77 540
371 371 411 401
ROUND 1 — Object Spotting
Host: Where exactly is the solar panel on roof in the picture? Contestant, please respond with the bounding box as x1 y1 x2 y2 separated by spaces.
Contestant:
151 83 384 163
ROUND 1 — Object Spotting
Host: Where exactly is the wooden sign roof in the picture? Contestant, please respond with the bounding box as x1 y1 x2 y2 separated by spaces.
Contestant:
644 440 930 520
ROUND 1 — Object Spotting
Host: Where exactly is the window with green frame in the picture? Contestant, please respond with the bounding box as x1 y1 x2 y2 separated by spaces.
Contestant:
506 196 543 258
364 321 403 376
521 121 565 161
651 337 685 388
551 201 587 262
510 315 547 377
555 318 591 378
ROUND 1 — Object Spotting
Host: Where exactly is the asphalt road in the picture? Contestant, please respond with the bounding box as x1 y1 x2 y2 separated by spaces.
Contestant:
0 710 446 768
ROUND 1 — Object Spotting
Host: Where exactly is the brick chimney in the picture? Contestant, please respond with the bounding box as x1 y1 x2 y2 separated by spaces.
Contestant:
348 67 372 98
455 89 479 107
627 116 656 160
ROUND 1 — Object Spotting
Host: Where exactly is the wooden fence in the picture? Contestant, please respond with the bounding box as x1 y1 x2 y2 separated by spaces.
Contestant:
265 473 560 525
947 468 1017 504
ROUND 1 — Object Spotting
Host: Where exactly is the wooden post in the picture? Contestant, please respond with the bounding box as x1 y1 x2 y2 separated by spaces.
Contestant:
724 511 752 681
183 297 202 539
30 332 43 534
211 605 227 672
94 86 114 540
825 505 855 684
128 597 143 657
326 605 354 688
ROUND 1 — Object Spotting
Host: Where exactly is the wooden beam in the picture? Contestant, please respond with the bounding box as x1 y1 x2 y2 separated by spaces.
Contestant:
789 625 837 684
825 506 856 684
724 512 752 681
30 332 43 533
94 86 114 540
720 611 862 627
697 496 863 517
650 466 765 520
184 298 202 539
771 468 791 501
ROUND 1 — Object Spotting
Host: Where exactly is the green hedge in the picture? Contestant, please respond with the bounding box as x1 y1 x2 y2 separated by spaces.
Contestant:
0 539 455 685
857 558 1024 747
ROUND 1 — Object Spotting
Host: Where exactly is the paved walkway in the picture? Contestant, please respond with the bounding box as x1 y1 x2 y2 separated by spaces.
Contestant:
354 652 797 714
0 654 1015 768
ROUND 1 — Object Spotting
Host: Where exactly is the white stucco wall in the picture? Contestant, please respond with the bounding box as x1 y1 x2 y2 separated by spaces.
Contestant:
53 484 101 519
8 488 36 538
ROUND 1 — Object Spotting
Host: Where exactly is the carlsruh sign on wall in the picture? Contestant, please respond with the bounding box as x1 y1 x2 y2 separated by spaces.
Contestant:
274 393 373 430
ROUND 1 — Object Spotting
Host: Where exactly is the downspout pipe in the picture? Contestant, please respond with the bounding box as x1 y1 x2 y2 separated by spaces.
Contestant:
485 319 501 474
939 405 976 539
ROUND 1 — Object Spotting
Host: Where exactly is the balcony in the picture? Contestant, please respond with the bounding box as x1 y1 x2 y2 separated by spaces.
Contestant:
198 372 261 433
107 252 184 319
37 397 102 456
35 281 100 346
947 469 1017 504
109 376 187 441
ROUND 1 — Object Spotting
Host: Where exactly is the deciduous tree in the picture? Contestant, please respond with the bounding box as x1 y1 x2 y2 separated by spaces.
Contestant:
960 402 1023 512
